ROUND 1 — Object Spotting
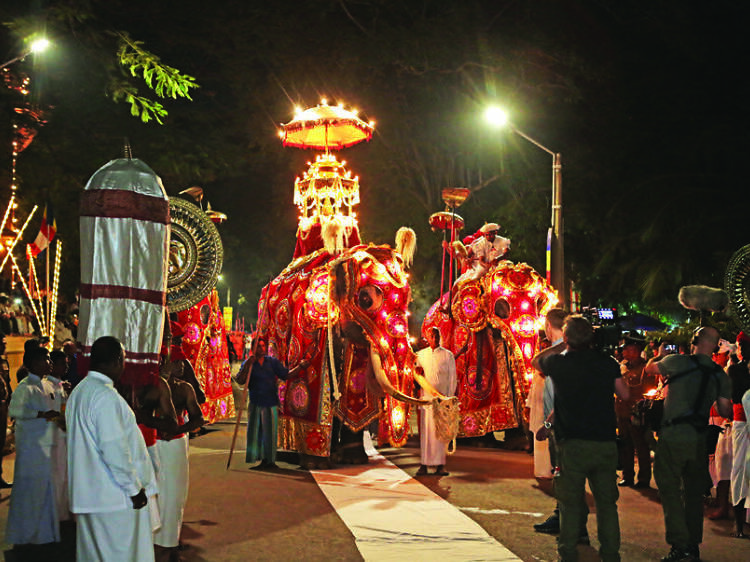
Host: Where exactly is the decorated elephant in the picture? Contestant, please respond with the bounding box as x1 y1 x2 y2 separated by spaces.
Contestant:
422 260 557 438
256 235 431 468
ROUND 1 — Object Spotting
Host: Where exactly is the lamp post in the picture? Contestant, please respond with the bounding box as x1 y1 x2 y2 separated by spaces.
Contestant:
1 38 50 69
485 106 565 307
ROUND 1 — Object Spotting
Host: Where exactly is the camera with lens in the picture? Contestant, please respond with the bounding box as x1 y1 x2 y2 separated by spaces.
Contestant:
580 306 622 353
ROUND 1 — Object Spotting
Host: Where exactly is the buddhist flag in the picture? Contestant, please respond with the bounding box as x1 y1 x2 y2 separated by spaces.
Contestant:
27 204 56 258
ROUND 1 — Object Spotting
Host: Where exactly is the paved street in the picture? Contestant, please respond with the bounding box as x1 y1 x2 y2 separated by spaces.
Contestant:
2 420 749 561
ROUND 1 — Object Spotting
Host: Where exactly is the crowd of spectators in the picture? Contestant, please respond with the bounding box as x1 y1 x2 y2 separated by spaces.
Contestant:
529 312 745 562
2 282 749 561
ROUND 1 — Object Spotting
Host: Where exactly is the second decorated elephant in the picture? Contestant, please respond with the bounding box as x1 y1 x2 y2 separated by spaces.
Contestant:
422 260 557 438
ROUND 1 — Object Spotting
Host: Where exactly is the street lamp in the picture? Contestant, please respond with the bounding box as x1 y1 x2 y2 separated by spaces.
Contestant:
1 37 50 69
485 106 565 307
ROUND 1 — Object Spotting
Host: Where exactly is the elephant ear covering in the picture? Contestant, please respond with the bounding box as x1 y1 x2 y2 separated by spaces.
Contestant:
395 227 416 268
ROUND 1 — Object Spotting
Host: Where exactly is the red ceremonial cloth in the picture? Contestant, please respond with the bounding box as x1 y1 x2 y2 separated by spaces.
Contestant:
227 331 245 361
293 222 361 258
139 424 157 447
177 291 235 424
421 261 555 438
423 300 522 437
734 402 747 422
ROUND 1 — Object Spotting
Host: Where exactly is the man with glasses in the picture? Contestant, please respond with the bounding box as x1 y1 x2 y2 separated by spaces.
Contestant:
645 326 732 562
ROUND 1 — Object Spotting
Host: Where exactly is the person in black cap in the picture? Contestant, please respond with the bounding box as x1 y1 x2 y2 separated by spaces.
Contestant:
616 334 658 488
15 338 42 384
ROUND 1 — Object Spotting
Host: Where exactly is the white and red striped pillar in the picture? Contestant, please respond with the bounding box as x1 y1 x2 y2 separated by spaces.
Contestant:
78 158 170 386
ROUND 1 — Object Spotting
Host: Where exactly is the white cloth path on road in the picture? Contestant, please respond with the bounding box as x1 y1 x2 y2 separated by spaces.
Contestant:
311 432 520 561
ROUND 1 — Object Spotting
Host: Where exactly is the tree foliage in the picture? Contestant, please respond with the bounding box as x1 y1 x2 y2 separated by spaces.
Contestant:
1 0 747 327
113 32 198 124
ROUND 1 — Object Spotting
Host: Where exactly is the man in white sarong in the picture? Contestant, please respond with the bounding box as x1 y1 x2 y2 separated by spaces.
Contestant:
415 327 457 476
739 388 750 536
528 308 567 486
527 370 554 480
708 409 732 520
45 350 71 521
152 351 204 559
66 336 157 562
5 346 61 546
728 332 750 536
453 222 510 287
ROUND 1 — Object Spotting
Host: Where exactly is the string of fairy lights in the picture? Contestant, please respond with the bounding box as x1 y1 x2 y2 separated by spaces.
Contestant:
2 58 61 348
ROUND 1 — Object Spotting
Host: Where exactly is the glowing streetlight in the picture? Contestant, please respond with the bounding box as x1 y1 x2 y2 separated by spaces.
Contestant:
485 106 565 306
484 106 509 128
1 37 51 69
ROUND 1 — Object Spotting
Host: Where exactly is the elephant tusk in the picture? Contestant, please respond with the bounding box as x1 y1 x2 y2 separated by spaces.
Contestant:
412 372 450 402
369 348 433 407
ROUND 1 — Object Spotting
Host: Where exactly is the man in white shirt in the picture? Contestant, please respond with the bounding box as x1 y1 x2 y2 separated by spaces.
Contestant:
529 308 568 484
66 336 157 562
415 327 457 476
5 346 61 547
45 349 71 521
454 222 511 287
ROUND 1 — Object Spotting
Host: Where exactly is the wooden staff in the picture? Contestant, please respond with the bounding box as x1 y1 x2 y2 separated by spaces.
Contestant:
226 291 269 470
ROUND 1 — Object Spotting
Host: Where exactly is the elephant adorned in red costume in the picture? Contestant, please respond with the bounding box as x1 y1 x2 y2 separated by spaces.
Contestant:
257 240 429 468
422 260 557 438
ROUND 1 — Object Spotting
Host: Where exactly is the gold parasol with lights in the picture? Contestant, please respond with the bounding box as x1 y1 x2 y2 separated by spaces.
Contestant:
279 100 375 255
279 100 374 152
429 188 472 302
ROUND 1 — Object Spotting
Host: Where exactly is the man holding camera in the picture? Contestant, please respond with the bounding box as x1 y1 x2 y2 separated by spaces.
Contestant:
645 326 731 562
538 315 629 562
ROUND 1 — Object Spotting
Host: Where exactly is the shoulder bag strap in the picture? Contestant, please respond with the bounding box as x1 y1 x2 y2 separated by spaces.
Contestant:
688 355 719 416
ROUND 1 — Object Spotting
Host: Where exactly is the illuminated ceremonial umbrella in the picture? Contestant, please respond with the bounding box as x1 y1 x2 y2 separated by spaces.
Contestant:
279 101 374 256
279 101 374 152
205 202 227 224
432 188 470 299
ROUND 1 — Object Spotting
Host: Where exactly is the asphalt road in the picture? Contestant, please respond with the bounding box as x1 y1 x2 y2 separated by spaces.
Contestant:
2 420 749 561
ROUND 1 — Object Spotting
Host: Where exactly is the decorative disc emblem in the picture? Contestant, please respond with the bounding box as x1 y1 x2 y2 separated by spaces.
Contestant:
167 197 224 312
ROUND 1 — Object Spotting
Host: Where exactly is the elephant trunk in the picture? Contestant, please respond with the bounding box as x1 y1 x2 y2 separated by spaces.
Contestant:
369 347 433 407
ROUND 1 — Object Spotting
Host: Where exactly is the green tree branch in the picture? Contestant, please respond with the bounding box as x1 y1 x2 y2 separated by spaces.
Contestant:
112 32 199 124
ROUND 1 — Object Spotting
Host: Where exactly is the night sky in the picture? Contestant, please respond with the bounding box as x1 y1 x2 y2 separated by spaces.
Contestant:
1 1 748 325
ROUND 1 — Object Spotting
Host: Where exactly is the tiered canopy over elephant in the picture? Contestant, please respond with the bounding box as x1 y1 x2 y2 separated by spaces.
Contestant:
255 102 428 465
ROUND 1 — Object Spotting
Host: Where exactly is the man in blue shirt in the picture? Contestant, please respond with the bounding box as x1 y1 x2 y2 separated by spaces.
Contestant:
238 338 307 469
